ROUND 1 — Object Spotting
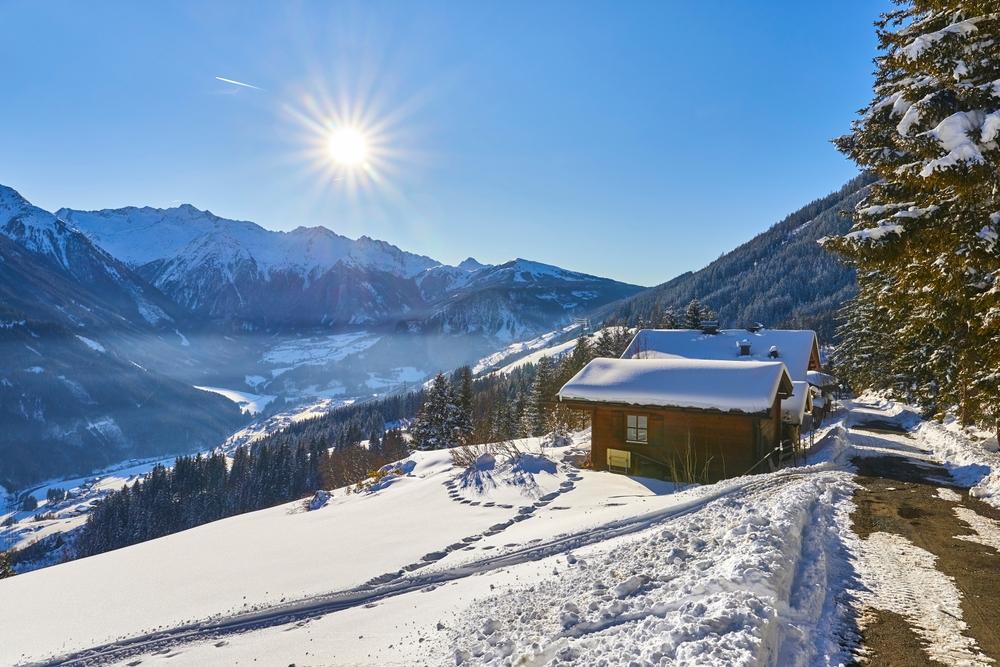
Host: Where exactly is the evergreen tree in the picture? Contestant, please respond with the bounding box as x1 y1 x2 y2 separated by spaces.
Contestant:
453 366 474 446
658 306 679 329
823 0 1000 431
382 428 409 462
684 299 704 329
410 373 463 450
522 356 555 437
0 550 12 579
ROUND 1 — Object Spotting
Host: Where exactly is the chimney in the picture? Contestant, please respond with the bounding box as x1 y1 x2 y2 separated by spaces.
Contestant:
768 345 780 359
738 340 752 356
701 320 719 334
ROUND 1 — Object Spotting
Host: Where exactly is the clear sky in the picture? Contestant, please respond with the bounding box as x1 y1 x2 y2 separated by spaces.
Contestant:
1 1 889 286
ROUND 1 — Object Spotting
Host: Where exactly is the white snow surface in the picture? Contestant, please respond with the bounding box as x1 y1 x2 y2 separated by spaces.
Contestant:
622 328 819 382
472 322 584 374
74 335 106 353
193 385 276 415
559 357 791 414
261 331 381 367
919 110 995 177
781 381 812 425
0 429 859 666
898 16 982 61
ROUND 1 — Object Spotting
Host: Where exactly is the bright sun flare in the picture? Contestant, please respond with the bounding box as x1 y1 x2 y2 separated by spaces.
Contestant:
327 127 368 167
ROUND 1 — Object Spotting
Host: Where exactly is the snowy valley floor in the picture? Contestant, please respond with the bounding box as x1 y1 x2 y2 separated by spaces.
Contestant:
3 399 1000 666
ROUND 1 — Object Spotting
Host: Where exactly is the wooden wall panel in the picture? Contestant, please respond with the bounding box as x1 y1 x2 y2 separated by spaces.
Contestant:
591 406 762 482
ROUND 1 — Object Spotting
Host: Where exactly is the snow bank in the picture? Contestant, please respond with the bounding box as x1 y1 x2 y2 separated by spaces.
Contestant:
444 469 856 666
849 394 1000 507
559 357 790 414
917 418 1000 506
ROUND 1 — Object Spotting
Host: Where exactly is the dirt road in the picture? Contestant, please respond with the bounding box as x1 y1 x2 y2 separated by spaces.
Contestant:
848 422 1000 665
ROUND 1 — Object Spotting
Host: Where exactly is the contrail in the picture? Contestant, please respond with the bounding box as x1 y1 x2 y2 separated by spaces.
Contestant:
215 76 262 91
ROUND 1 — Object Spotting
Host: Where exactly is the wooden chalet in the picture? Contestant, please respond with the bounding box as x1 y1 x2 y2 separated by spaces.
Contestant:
559 357 793 482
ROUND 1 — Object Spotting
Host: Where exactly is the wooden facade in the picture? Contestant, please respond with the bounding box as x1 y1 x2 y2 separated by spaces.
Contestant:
563 398 783 483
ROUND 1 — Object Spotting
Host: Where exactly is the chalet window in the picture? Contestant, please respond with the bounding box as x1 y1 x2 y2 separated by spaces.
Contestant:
626 415 648 443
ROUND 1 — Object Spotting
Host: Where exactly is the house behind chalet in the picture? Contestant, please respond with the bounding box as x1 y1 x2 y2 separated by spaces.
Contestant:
558 326 831 482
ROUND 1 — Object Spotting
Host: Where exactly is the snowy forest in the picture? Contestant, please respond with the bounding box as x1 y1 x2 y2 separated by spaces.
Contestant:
823 1 999 436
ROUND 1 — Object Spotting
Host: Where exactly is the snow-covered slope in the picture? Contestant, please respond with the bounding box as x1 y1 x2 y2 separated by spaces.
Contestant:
0 429 862 666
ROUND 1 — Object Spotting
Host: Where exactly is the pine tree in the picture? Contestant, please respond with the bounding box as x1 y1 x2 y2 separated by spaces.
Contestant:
684 299 704 329
822 1 1000 430
658 306 679 329
453 366 474 446
522 357 555 437
382 428 409 462
411 373 464 450
566 334 594 375
0 551 12 579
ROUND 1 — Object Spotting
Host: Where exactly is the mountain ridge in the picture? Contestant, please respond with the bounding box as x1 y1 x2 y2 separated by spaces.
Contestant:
58 202 642 333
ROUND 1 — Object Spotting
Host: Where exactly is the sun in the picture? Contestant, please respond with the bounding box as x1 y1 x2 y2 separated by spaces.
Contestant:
327 126 368 167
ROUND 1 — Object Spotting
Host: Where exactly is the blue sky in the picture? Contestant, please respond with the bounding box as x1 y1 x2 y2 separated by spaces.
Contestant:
1 1 888 286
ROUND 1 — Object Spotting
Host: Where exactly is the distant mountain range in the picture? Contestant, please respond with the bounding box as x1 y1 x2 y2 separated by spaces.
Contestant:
59 204 641 335
604 173 876 341
1 186 641 488
1 174 872 489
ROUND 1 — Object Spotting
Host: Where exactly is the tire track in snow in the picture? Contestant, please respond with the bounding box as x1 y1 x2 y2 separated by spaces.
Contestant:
852 531 990 665
35 469 820 667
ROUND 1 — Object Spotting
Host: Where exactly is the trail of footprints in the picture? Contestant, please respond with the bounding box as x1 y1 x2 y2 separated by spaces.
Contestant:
363 467 583 588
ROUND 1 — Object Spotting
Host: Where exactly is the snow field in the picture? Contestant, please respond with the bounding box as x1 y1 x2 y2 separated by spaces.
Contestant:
193 385 276 415
0 442 580 664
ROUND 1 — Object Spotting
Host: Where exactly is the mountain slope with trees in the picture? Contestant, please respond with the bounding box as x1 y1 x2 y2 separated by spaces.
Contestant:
605 173 877 340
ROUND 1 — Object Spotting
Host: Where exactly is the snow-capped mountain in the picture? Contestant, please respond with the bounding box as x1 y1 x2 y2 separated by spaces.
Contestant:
423 259 642 340
0 187 244 489
58 205 442 326
1 186 178 330
57 204 441 278
59 204 644 333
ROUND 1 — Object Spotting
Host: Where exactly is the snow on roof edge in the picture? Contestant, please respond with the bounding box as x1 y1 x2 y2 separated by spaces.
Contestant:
559 358 792 415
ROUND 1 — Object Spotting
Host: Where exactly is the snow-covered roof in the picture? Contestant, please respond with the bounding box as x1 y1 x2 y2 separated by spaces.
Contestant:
559 358 793 414
781 381 813 425
806 370 837 388
621 328 820 381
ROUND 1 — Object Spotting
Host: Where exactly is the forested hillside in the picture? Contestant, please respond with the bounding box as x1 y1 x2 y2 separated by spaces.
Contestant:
606 173 877 340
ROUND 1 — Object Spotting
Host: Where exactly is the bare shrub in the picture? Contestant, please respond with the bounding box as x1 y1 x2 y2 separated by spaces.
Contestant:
450 440 527 469
666 432 717 485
